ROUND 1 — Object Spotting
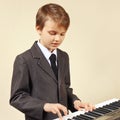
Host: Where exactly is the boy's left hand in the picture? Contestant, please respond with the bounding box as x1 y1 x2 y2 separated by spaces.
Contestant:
74 100 95 111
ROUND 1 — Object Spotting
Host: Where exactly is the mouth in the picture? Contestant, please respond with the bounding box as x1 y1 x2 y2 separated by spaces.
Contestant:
52 43 59 47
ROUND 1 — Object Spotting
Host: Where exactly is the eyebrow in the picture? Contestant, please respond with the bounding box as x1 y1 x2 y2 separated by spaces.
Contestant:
48 30 66 33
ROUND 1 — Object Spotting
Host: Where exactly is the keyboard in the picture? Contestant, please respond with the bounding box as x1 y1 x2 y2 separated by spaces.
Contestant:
54 98 120 120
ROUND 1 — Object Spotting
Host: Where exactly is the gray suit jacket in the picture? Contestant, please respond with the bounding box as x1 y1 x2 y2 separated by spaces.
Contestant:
10 41 79 120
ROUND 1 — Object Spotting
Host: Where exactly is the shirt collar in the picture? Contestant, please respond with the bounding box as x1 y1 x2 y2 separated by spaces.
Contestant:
37 40 57 60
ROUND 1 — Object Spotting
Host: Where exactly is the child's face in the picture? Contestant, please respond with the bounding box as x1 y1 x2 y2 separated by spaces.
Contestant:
36 18 67 52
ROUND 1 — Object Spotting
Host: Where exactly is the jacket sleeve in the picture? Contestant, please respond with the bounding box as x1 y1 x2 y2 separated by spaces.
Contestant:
9 55 46 120
64 53 80 112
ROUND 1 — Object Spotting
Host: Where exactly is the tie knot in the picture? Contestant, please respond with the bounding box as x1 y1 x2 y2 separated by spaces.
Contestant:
49 54 56 62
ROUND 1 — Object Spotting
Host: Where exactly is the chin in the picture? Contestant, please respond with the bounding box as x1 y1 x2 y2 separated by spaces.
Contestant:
52 46 58 49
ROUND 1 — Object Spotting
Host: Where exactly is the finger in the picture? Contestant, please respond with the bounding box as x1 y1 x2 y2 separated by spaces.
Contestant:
84 104 89 111
57 110 62 120
77 107 82 111
61 106 68 116
57 104 68 116
75 105 81 111
51 107 61 116
89 104 96 111
85 103 94 111
51 107 63 119
63 108 68 116
74 102 84 111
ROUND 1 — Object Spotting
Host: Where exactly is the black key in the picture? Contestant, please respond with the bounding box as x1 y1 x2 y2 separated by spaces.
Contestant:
77 114 94 120
85 111 102 118
93 107 111 114
73 116 84 120
111 101 120 108
103 104 119 110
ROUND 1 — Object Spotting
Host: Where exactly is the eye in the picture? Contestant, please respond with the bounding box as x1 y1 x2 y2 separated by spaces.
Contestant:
48 31 57 35
60 33 65 36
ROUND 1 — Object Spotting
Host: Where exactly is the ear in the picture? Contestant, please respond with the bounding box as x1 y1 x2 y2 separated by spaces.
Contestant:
36 26 42 35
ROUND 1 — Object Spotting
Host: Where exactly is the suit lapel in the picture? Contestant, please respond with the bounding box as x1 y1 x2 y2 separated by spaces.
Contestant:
57 50 65 82
30 41 57 81
37 58 57 81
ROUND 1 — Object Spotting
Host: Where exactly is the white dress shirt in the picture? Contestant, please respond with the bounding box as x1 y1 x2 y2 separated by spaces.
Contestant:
37 40 57 66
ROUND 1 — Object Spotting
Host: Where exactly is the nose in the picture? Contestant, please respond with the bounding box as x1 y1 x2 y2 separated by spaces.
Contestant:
54 35 61 41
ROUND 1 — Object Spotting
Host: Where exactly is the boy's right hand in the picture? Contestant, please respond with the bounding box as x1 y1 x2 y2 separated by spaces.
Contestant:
43 103 68 119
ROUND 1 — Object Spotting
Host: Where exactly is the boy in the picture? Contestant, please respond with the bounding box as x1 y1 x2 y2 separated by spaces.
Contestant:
10 3 94 120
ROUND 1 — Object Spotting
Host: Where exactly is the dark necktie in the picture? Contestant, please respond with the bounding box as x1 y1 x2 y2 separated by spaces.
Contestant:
49 54 58 79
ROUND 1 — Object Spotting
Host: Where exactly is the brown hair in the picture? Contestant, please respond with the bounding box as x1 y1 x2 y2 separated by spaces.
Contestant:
36 3 70 30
